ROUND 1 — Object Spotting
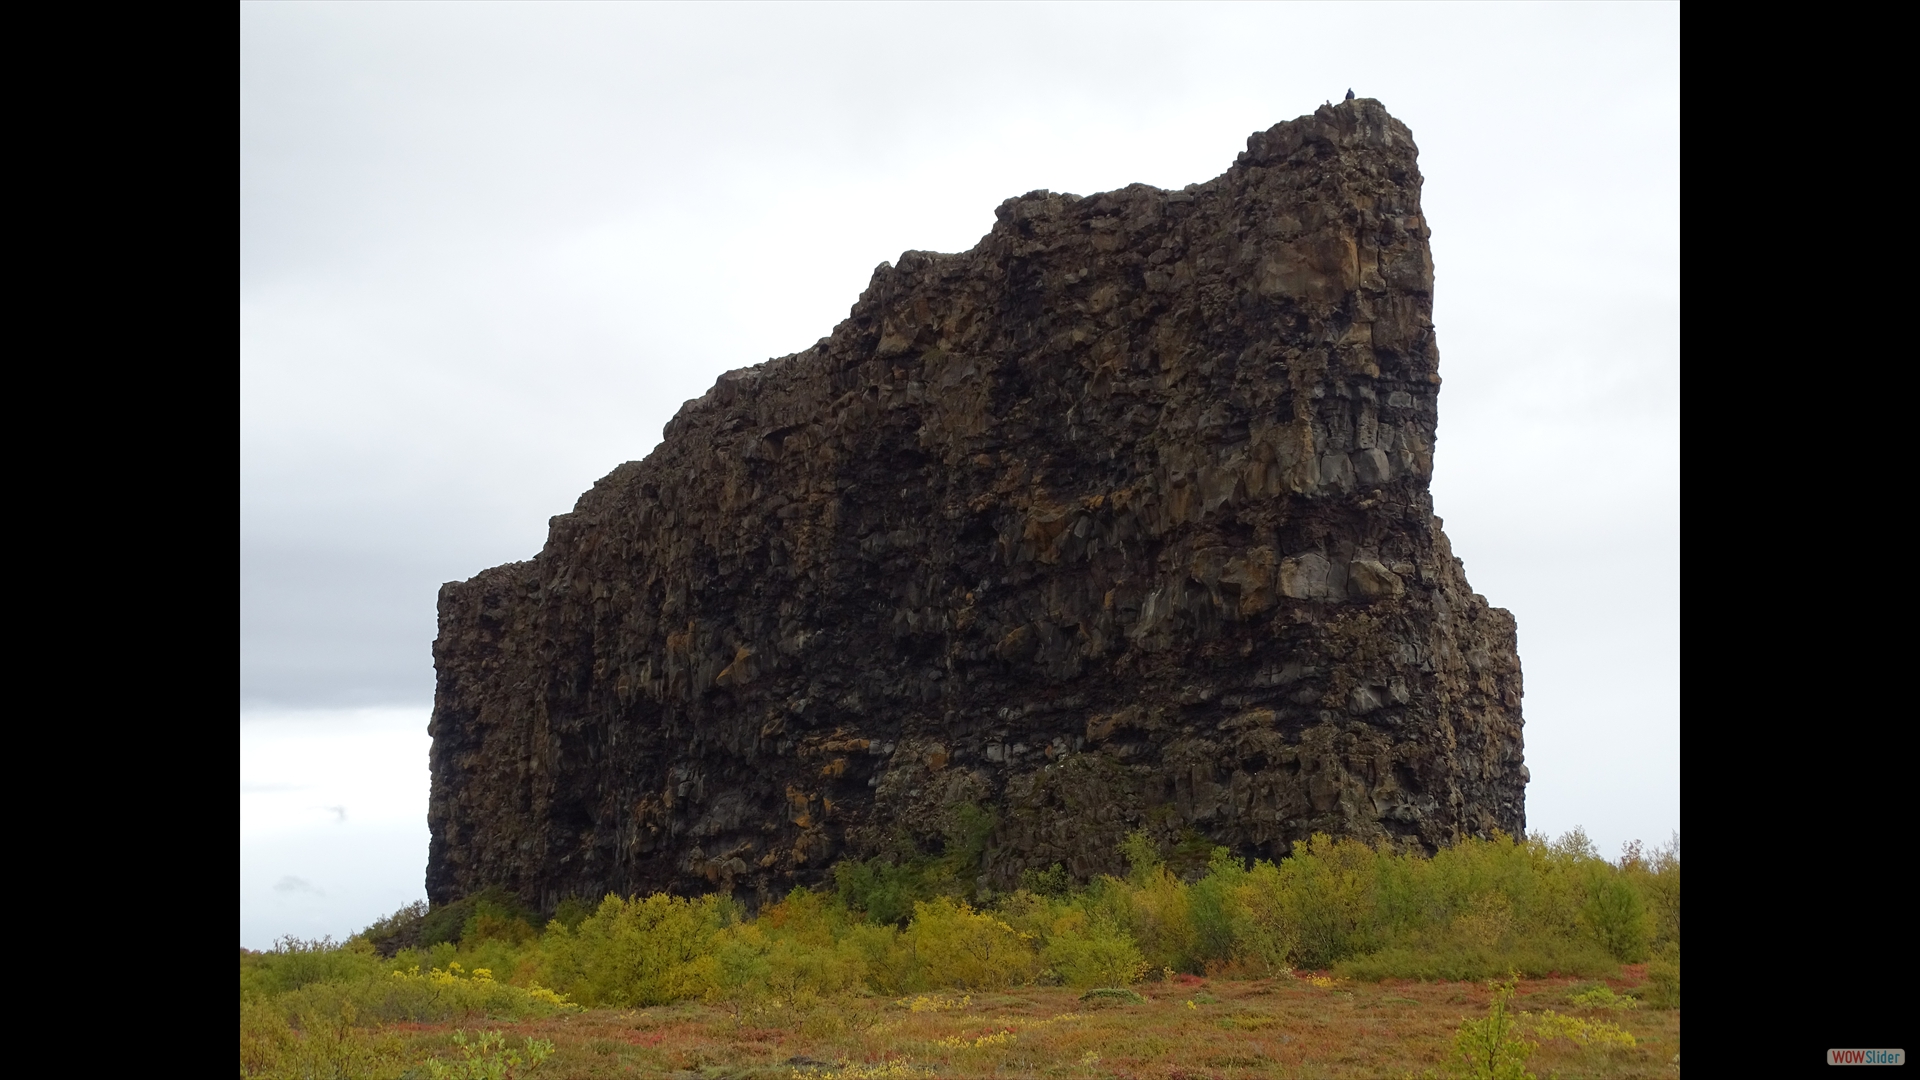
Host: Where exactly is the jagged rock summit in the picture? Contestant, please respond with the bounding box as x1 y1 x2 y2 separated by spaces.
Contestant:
428 99 1525 912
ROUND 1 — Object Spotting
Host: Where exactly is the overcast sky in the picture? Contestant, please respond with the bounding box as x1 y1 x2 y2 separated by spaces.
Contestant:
240 1 1678 947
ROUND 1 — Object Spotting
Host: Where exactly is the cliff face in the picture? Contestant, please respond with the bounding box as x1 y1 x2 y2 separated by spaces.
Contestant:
428 99 1525 911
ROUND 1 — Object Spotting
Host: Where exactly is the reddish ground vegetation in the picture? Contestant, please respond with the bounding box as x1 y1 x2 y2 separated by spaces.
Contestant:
354 973 1676 1078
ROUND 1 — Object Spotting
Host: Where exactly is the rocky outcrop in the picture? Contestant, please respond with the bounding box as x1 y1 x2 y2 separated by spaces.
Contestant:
428 99 1524 912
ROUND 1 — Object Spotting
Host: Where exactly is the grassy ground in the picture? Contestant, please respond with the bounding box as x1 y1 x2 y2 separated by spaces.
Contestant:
247 833 1678 1078
367 968 1678 1079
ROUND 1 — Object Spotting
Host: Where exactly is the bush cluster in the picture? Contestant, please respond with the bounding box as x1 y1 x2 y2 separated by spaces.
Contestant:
239 828 1678 1075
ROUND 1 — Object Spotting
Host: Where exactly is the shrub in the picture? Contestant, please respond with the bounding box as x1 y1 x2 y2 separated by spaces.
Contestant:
903 898 1040 990
1185 848 1243 969
550 896 594 932
1041 908 1147 989
715 922 868 1005
272 961 575 1026
835 804 998 925
1224 859 1299 974
416 894 476 949
422 1029 556 1080
539 893 728 1006
1628 832 1681 953
1275 834 1380 969
1436 975 1536 1080
1334 937 1616 983
843 921 915 994
415 886 540 950
1119 830 1162 886
241 936 388 1000
1577 868 1650 962
835 857 936 927
1640 942 1680 1008
241 819 1679 1073
1104 838 1198 973
239 996 404 1079
359 900 428 957
1525 1009 1636 1049
1019 863 1071 897
1567 985 1640 1010
239 998 296 1076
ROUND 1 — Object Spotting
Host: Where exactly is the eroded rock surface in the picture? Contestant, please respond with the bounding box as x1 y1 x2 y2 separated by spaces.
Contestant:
428 99 1524 911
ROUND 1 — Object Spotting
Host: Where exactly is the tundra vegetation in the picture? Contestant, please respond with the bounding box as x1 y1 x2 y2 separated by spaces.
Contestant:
241 828 1678 1078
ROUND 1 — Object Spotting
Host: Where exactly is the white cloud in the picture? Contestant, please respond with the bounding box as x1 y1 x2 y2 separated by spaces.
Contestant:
240 708 430 946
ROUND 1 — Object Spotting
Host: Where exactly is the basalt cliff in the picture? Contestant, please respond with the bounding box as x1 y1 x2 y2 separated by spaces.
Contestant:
428 99 1525 912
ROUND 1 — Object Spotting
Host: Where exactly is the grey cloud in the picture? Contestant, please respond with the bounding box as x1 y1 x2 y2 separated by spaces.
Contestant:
240 4 1676 854
274 876 325 896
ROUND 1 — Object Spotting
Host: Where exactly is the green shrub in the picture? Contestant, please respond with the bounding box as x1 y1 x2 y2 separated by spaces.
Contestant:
1628 832 1680 953
239 995 404 1080
714 890 868 1004
1079 986 1146 1004
414 886 539 950
539 893 729 1006
1223 859 1299 974
1119 830 1162 886
240 818 1678 1068
1334 937 1616 983
834 856 941 927
1041 909 1147 989
1019 863 1071 897
550 896 594 932
715 922 869 1005
1275 834 1380 969
1104 847 1198 974
422 1029 556 1080
944 803 998 867
903 898 1040 990
1640 942 1680 1008
274 961 574 1025
1524 1008 1637 1049
359 900 428 957
1576 867 1649 962
1185 848 1243 969
241 936 388 1000
1412 974 1639 1080
449 933 543 991
1567 984 1640 1010
239 997 296 1076
841 921 914 994
1436 975 1536 1080
835 804 999 925
418 897 475 949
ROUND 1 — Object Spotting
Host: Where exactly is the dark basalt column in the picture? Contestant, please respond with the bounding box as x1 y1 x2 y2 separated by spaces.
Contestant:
428 99 1525 912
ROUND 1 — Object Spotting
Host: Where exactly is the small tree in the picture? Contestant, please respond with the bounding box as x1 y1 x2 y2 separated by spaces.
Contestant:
1444 975 1536 1080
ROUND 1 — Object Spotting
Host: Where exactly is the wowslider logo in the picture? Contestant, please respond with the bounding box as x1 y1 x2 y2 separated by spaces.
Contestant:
1829 1048 1905 1065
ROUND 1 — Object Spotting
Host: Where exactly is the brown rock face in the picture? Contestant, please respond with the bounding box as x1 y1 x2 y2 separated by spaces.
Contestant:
428 99 1524 912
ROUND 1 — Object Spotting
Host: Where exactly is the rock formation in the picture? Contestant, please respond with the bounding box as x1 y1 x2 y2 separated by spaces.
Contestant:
428 99 1525 912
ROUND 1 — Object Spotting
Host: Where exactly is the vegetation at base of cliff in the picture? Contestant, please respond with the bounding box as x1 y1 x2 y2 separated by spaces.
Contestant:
240 829 1676 1078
